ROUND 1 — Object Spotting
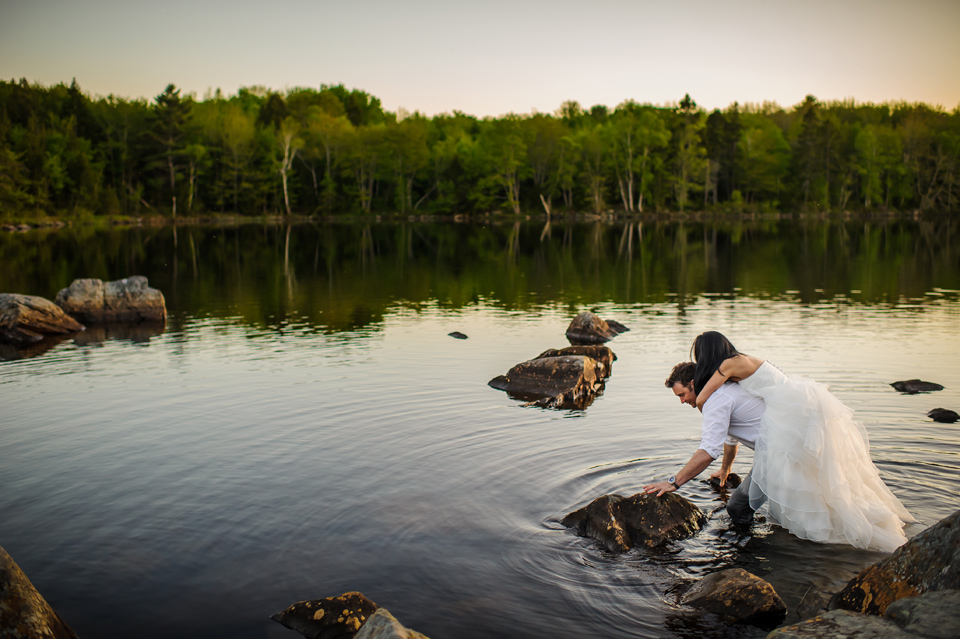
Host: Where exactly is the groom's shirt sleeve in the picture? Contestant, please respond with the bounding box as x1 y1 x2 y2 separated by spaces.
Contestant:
699 388 735 459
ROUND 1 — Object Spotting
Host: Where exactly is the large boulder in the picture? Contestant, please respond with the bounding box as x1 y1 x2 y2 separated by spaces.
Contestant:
55 276 166 323
0 545 79 639
533 345 616 377
354 609 428 639
271 591 378 639
565 311 629 345
768 590 960 639
831 509 960 616
0 294 85 346
681 568 786 628
890 380 944 394
488 354 605 409
561 492 705 552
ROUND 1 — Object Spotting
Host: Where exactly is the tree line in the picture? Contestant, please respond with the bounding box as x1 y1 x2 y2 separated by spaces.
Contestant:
1 79 958 218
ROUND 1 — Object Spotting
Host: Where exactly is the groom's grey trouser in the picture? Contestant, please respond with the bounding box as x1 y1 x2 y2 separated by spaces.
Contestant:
727 469 767 525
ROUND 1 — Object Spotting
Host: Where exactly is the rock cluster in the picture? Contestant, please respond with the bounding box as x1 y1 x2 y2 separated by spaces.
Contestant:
564 311 629 345
561 492 705 552
55 276 166 323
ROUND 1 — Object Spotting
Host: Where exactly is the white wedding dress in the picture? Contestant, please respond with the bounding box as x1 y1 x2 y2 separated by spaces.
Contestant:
739 361 915 552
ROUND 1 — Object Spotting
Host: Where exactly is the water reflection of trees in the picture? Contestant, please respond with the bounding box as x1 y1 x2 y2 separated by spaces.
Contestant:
0 218 957 333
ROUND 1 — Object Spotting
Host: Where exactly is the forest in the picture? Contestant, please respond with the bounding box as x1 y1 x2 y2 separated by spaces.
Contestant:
1 79 958 219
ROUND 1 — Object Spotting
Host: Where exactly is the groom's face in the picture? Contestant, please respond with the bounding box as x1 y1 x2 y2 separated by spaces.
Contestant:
671 382 697 408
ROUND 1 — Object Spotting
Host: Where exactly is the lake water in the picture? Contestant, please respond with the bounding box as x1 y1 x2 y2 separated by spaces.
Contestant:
1 218 959 639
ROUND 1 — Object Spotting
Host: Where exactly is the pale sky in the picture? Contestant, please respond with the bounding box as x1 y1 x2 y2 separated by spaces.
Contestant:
2 0 958 116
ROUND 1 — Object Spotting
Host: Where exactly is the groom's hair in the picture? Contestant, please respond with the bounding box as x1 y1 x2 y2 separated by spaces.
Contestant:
665 362 696 388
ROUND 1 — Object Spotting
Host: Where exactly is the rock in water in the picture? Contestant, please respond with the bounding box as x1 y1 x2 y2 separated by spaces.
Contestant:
831 508 960 616
533 345 616 377
271 591 378 639
447 331 468 339
0 293 85 346
928 408 959 423
354 609 429 639
680 568 786 628
0 544 79 639
561 492 705 552
890 379 944 394
564 311 629 345
55 276 166 323
488 354 605 409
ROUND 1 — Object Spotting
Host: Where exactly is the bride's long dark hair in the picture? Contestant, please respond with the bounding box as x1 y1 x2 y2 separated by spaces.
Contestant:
691 331 740 395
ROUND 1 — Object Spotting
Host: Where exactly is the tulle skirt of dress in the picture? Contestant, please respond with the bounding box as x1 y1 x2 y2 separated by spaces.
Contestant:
740 362 915 552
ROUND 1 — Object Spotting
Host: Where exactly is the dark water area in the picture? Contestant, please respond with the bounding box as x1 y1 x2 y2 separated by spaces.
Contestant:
1 217 959 639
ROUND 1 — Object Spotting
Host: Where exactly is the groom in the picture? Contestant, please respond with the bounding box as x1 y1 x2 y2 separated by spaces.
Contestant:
643 362 766 524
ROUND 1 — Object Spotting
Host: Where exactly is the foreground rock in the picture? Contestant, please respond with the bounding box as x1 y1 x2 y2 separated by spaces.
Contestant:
565 311 629 345
1 544 79 639
927 408 959 423
562 492 705 552
890 380 944 394
271 591 378 639
488 352 607 409
681 568 786 628
0 293 85 346
831 508 960 615
355 609 428 639
55 276 166 323
271 592 429 639
769 590 960 639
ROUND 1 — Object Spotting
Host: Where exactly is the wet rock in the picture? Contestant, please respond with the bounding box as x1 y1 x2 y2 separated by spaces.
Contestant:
831 508 960 616
681 568 786 628
890 380 944 394
534 345 616 377
884 589 960 639
561 492 705 552
0 293 85 346
927 408 959 424
708 472 742 491
447 331 468 339
767 609 911 638
770 590 960 639
271 591 378 639
55 276 166 323
488 354 605 409
0 544 79 639
565 311 629 345
354 609 429 639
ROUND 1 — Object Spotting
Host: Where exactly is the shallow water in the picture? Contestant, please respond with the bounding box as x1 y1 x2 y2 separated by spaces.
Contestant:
1 219 958 638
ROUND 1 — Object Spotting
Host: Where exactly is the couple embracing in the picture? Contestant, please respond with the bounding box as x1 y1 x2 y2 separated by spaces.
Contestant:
644 331 914 553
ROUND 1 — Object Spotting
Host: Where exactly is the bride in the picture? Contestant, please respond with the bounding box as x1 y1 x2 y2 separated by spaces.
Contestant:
692 331 915 552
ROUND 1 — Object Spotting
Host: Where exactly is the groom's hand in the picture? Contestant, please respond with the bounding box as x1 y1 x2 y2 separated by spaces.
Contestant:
643 481 676 497
710 468 729 487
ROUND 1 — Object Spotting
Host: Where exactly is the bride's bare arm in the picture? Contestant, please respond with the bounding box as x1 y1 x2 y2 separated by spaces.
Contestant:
696 355 763 409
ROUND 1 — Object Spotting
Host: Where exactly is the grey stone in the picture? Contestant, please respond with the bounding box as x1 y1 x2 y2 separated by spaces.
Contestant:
55 276 166 323
767 609 912 638
883 589 960 639
354 609 429 639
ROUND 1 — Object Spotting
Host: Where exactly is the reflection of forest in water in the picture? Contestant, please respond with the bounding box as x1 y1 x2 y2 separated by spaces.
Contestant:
2 217 958 332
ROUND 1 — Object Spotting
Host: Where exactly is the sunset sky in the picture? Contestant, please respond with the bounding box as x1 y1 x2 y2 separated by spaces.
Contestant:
2 0 958 116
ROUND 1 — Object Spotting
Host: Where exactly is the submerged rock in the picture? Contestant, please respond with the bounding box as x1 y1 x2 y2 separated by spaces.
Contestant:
890 380 944 394
0 293 85 346
447 331 468 340
355 609 429 639
271 591 378 639
565 311 629 345
0 544 79 639
561 492 705 552
927 408 959 424
488 353 606 409
770 590 960 639
55 276 166 323
831 508 960 616
681 568 786 628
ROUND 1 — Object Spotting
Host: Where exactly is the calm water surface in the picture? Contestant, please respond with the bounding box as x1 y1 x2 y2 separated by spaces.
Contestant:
1 219 959 639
